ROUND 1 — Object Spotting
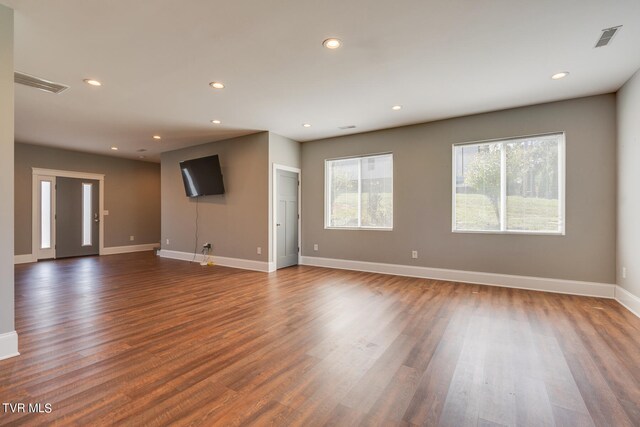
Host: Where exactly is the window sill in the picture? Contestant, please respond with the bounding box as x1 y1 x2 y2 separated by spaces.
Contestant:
451 229 565 236
325 227 393 232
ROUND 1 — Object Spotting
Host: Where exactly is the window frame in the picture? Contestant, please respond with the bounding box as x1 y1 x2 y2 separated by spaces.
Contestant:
324 152 394 231
451 132 566 236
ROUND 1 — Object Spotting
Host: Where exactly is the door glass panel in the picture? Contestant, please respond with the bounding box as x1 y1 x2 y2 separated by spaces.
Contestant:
82 183 92 246
40 181 51 249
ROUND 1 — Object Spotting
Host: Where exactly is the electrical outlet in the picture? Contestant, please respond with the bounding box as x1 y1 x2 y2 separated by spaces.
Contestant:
166 239 170 245
130 235 135 241
313 244 319 251
622 267 627 279
412 250 418 259
203 242 212 250
257 247 262 255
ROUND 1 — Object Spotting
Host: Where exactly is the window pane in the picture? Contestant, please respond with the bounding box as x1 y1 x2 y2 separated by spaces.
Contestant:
326 153 393 229
360 155 393 228
454 133 564 234
506 136 560 232
455 143 502 231
40 181 51 249
82 183 92 246
328 158 359 227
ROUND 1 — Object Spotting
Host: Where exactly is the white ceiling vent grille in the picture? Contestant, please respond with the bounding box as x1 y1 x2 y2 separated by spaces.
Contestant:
595 26 621 48
339 125 357 130
14 71 69 94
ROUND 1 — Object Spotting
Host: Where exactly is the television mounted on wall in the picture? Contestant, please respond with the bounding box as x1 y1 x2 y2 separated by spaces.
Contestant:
179 154 225 197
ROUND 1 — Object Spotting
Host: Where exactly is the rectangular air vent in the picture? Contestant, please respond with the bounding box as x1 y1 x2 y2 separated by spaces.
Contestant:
14 71 69 94
595 26 621 48
339 125 357 130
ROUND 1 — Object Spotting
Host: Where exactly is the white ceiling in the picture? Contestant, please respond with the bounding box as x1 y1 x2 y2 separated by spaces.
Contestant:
2 0 640 162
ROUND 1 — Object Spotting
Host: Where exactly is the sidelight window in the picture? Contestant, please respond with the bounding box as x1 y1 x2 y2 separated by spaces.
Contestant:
82 183 92 246
40 181 52 249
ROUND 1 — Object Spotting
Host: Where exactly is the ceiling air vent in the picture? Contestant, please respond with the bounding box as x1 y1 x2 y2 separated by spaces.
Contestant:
339 125 357 130
14 71 69 94
595 26 621 48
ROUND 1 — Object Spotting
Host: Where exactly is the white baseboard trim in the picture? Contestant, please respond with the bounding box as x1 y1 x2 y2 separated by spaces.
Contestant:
102 243 160 256
300 256 616 299
15 244 159 263
615 286 640 318
14 254 36 265
0 331 19 361
158 249 271 273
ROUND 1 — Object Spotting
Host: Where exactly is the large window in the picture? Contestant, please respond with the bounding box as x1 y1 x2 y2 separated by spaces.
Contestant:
453 133 565 234
325 153 393 229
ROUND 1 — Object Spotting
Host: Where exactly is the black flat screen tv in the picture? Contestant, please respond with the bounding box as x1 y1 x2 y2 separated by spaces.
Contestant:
179 154 225 197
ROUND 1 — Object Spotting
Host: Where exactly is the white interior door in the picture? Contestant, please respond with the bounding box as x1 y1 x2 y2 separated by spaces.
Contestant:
276 169 299 269
36 175 56 260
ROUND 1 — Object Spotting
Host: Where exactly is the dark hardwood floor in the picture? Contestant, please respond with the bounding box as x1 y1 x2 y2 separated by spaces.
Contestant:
1 252 639 426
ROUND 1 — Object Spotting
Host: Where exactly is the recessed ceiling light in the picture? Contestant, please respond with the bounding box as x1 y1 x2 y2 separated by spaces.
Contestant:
392 105 402 111
211 120 221 124
303 123 312 128
153 135 161 140
110 146 118 151
322 38 341 49
83 79 102 86
209 82 225 89
551 72 569 80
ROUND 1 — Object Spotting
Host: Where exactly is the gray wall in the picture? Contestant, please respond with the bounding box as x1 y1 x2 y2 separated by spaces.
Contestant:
161 132 269 261
15 143 161 255
617 70 640 297
270 133 302 171
0 5 14 335
302 95 617 284
268 133 301 263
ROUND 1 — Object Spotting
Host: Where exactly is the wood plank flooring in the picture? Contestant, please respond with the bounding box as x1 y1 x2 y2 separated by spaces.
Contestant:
1 252 639 426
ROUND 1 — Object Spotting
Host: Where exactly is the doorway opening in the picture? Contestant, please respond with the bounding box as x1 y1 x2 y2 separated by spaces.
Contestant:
32 168 105 260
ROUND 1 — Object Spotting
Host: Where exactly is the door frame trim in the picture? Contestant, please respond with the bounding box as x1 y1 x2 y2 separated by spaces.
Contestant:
272 164 301 271
31 168 105 258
